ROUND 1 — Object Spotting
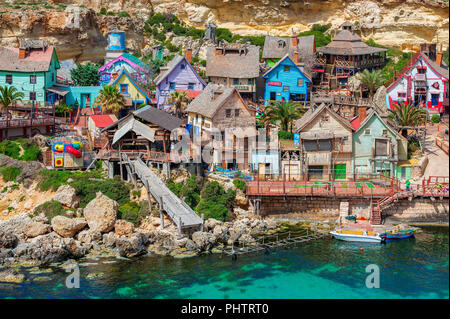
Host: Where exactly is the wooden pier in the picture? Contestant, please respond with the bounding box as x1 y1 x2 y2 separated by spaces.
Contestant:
222 229 329 259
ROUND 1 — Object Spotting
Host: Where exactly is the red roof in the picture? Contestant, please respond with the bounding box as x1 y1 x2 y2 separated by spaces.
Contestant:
176 89 203 99
89 115 116 128
350 116 361 130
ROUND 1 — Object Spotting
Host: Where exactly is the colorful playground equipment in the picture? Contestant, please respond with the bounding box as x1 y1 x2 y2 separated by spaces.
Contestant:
205 164 253 181
46 136 89 169
52 140 82 158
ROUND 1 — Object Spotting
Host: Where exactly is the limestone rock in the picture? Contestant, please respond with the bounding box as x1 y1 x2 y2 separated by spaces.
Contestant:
77 229 102 244
83 192 118 233
51 185 79 208
192 231 216 251
114 220 135 236
116 232 149 258
24 221 51 238
238 233 256 245
0 268 25 283
51 216 87 238
0 231 18 249
204 218 223 231
0 213 31 235
212 225 229 242
102 232 118 248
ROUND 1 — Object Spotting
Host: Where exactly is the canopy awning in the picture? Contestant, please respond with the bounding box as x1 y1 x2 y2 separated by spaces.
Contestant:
46 86 69 96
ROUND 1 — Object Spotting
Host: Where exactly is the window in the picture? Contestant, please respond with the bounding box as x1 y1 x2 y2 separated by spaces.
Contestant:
417 66 426 74
284 65 290 72
398 92 407 99
375 139 388 156
169 82 175 90
29 92 36 101
283 86 289 92
382 129 388 136
297 78 303 86
5 74 12 84
235 109 240 117
30 75 36 84
233 78 239 85
120 84 128 94
188 82 194 90
321 115 329 122
225 109 232 118
248 79 252 85
343 136 348 141
180 64 186 70
364 128 371 135
278 40 286 48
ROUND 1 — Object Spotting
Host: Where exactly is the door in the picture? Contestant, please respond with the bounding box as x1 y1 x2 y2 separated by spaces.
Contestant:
284 164 299 180
334 164 346 180
308 165 323 180
270 92 276 101
431 94 439 106
258 163 266 180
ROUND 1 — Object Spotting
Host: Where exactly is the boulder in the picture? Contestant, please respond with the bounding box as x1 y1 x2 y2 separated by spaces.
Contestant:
0 231 18 249
23 221 51 238
83 192 118 233
238 233 256 245
76 229 102 244
0 268 25 283
51 185 79 208
0 213 31 235
147 229 178 250
51 216 87 238
64 238 90 258
204 218 223 231
102 232 118 248
31 216 49 224
115 232 149 258
115 220 135 237
28 233 71 264
212 225 229 242
191 231 217 251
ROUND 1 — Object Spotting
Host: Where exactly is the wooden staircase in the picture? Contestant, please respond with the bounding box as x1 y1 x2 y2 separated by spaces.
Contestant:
370 190 413 225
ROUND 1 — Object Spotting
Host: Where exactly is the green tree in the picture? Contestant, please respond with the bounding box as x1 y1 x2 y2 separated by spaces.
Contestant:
70 62 100 86
264 101 304 133
357 69 385 96
0 85 24 112
196 181 236 222
168 91 190 118
388 102 428 137
94 85 125 117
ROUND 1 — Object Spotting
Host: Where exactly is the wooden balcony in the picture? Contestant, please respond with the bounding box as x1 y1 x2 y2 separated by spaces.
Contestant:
0 117 55 129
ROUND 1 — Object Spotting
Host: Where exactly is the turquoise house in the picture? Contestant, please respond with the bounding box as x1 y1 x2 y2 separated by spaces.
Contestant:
263 54 311 105
62 86 102 108
0 41 60 105
352 110 408 177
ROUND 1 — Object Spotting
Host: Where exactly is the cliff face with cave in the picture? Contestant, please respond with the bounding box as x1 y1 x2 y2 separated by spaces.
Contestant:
0 0 448 62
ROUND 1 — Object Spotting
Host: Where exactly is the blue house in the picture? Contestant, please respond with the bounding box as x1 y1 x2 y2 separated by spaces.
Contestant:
263 54 311 105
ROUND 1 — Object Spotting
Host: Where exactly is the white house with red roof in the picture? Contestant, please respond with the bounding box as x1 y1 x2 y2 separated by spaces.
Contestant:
88 114 117 141
386 51 449 115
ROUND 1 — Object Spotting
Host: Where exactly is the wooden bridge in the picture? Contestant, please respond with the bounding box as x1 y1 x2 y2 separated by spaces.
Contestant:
129 156 203 236
222 228 329 259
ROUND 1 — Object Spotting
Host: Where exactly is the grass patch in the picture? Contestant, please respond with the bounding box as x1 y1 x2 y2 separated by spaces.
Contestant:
0 166 22 182
196 181 236 222
31 201 72 221
117 202 148 226
0 138 41 161
233 179 246 193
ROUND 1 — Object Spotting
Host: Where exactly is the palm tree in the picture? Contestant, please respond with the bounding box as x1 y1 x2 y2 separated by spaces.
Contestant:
264 101 304 133
168 91 190 118
389 102 428 137
357 69 384 97
94 85 125 117
0 85 24 113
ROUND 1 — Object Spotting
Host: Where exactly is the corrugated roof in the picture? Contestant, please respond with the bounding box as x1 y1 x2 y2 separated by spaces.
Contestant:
316 30 387 56
112 116 156 145
206 45 260 78
0 46 57 72
295 103 354 132
185 83 236 118
133 105 183 131
90 114 117 128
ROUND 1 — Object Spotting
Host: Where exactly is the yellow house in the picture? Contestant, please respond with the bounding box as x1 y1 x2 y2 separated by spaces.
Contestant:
110 68 151 108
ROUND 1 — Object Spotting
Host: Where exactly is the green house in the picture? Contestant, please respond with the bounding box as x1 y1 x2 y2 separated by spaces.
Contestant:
0 40 61 106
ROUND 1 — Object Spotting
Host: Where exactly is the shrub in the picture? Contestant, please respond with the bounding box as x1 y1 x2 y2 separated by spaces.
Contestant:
117 11 130 18
311 23 332 33
407 136 421 155
0 140 21 159
37 170 74 191
233 179 246 192
0 166 22 182
33 201 71 220
196 181 236 222
278 130 294 140
216 28 233 42
99 7 107 15
118 202 144 226
431 114 441 123
168 175 201 209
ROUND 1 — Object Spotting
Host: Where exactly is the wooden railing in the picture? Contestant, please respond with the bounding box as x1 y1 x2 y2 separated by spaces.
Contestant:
0 117 55 129
435 138 449 155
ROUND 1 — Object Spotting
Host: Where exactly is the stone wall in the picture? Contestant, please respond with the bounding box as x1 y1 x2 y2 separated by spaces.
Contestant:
257 196 449 223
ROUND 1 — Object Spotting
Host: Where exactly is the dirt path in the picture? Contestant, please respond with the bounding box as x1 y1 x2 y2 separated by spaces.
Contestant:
422 133 449 179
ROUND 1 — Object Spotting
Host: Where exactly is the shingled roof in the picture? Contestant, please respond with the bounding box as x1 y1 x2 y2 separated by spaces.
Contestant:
317 29 387 56
295 103 354 133
262 35 315 62
185 84 237 118
206 45 260 78
154 55 184 85
0 45 58 72
133 105 183 131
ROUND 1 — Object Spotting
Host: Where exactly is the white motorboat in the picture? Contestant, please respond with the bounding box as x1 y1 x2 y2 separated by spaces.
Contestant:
330 229 383 243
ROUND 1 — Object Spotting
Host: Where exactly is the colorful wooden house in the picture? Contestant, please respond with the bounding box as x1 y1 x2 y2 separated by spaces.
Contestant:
386 48 449 115
294 103 354 180
263 54 311 104
185 84 256 170
352 109 407 177
109 68 152 114
155 54 206 110
0 40 61 105
98 52 150 85
206 43 260 102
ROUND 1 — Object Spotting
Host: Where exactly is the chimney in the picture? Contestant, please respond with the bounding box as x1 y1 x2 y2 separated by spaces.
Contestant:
185 48 192 63
294 51 299 64
436 52 443 67
19 48 26 59
358 106 367 123
291 28 298 47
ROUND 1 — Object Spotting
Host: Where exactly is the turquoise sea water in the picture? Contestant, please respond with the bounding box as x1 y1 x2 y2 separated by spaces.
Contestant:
1 226 448 299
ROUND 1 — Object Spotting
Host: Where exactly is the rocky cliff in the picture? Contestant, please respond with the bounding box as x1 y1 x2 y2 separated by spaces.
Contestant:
0 0 448 62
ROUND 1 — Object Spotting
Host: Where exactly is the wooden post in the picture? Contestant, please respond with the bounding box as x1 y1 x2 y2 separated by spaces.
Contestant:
178 216 182 239
147 187 152 211
200 213 204 232
119 142 124 180
159 201 164 229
